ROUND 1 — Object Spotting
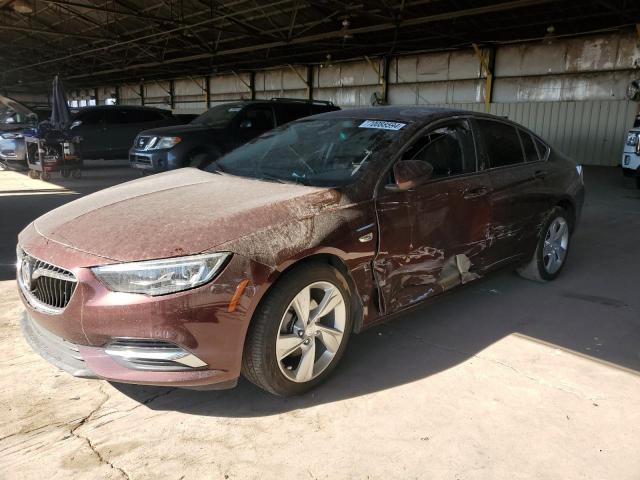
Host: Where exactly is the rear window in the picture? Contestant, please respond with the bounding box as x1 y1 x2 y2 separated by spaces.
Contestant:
534 137 550 161
519 130 540 162
477 119 524 168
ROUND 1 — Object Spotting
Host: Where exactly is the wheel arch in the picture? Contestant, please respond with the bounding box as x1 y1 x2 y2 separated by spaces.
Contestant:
554 196 576 231
254 252 366 335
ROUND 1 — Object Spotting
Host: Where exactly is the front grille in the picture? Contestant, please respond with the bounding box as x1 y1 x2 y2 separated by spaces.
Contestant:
17 249 77 313
130 154 151 164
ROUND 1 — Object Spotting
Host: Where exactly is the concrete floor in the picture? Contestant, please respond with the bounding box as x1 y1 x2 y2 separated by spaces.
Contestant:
0 165 638 480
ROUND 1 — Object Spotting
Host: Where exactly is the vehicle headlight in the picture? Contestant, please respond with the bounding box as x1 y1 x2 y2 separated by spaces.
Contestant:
92 252 230 296
144 136 181 150
1 132 24 139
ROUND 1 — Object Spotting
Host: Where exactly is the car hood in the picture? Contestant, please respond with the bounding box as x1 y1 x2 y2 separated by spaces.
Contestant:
138 123 222 137
31 168 339 264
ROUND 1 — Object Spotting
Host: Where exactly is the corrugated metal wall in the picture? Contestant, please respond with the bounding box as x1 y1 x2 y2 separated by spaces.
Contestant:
428 101 637 167
66 31 640 166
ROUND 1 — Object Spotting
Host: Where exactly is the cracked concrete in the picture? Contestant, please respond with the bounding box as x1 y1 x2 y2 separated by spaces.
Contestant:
1 166 639 479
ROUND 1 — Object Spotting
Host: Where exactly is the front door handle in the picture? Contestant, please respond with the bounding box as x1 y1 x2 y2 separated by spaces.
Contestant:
463 186 489 199
533 170 547 179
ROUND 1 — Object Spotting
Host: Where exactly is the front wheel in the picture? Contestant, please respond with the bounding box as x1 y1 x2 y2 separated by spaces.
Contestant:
242 263 353 396
517 207 571 282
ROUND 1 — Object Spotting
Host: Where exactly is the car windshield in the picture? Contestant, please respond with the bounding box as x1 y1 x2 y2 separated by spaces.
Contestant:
209 118 402 187
190 103 243 127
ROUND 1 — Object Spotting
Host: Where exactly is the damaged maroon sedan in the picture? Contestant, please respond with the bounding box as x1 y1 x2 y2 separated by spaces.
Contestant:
17 107 584 396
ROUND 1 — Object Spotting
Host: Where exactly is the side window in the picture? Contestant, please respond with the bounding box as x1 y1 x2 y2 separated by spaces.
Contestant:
104 109 130 124
534 137 550 161
123 109 148 123
140 110 165 122
519 129 540 162
402 121 477 179
77 110 104 125
237 105 275 135
275 104 310 125
477 119 524 168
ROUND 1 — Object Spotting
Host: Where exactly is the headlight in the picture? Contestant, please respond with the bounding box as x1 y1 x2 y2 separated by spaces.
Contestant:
1 132 24 139
144 136 181 150
92 252 230 296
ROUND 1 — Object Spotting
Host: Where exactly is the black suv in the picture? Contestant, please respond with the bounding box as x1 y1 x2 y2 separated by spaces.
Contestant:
71 106 184 160
129 98 339 173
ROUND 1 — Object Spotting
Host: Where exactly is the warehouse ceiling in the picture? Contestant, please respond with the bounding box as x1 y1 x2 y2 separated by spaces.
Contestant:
1 0 639 92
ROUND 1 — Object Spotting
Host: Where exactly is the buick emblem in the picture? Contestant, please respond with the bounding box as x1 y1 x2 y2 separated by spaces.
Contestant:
21 258 33 291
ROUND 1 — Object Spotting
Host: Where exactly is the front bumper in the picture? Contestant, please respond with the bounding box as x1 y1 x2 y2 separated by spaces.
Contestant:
0 138 27 166
129 148 175 173
17 229 274 389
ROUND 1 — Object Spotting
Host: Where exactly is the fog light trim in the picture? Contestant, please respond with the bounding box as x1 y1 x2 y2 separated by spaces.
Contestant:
105 339 207 371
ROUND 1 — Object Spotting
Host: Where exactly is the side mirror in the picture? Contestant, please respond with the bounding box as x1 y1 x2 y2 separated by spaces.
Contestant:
70 120 82 129
239 119 252 129
386 160 433 192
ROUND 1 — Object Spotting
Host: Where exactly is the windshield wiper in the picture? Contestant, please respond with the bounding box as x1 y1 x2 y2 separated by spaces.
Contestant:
257 173 287 184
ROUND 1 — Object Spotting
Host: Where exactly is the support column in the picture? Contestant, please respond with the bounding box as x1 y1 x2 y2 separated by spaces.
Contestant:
472 43 495 113
205 76 211 108
307 65 313 100
169 80 175 110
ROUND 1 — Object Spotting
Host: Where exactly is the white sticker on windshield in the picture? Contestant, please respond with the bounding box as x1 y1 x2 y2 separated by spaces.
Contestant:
228 107 242 112
358 120 406 131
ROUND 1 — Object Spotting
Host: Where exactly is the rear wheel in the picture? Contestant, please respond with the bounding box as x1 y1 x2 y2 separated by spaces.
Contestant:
242 263 352 396
517 207 570 282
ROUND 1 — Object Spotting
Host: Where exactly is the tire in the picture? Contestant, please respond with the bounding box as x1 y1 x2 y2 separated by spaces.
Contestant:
188 150 220 169
517 207 571 282
61 169 70 178
39 171 51 181
28 169 38 179
242 263 353 396
72 169 82 179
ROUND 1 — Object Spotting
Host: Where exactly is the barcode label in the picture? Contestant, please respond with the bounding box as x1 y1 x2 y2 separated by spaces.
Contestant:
358 120 406 131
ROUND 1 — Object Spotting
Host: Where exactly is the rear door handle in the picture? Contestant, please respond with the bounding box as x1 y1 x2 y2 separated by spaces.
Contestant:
463 186 489 199
533 170 547 179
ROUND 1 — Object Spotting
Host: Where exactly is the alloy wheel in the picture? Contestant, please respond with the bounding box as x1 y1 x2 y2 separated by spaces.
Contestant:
275 281 346 383
543 217 569 274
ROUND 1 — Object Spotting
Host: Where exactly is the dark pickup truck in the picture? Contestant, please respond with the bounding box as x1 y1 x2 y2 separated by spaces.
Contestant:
129 98 339 173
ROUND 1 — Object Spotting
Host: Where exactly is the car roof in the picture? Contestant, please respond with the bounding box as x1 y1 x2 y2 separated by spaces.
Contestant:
78 105 169 113
215 99 337 108
310 105 544 131
310 106 479 123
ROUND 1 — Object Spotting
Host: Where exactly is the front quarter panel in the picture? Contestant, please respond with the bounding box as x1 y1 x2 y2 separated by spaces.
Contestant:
217 195 381 327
